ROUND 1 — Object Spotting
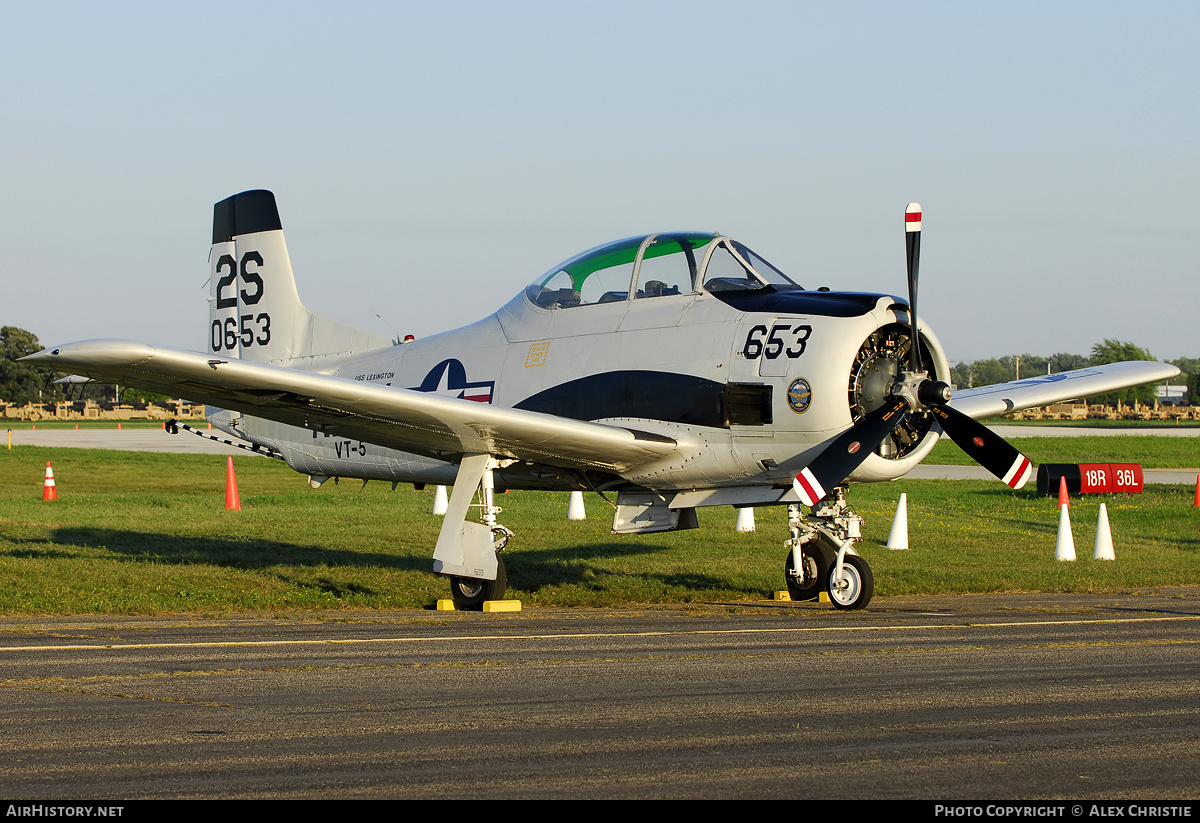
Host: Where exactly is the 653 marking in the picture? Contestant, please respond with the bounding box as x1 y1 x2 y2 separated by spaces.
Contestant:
742 323 813 359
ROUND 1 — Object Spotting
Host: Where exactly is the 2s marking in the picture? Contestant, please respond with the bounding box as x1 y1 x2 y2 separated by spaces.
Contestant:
742 324 812 359
210 251 272 352
215 251 264 308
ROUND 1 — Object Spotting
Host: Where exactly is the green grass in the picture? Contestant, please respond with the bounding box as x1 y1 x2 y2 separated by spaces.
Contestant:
1 447 1198 615
982 417 1200 428
2 420 180 430
929 435 1200 468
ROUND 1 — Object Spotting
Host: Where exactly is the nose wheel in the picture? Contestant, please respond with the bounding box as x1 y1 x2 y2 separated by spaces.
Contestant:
827 553 873 610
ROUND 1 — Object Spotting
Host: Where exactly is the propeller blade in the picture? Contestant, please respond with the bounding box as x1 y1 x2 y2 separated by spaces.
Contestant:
904 203 922 372
793 398 910 506
928 405 1033 489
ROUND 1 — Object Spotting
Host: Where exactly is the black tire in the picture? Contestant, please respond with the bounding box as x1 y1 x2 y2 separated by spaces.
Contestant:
827 553 874 610
449 555 507 611
784 536 835 601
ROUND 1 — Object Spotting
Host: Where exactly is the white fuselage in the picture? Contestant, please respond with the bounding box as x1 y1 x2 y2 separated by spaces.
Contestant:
228 285 949 495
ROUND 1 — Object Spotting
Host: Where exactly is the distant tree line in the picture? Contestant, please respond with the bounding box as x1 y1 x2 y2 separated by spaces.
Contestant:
1 326 171 405
951 340 1197 405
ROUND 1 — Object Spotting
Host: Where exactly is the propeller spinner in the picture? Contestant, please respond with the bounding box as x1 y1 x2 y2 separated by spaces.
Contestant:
792 203 1032 506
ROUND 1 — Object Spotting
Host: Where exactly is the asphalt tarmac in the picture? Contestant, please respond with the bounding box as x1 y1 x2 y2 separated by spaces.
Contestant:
2 590 1199 799
6 426 256 456
5 428 1200 799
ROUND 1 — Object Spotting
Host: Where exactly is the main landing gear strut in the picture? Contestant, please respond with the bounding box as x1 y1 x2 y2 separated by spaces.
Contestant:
432 454 514 610
783 486 874 610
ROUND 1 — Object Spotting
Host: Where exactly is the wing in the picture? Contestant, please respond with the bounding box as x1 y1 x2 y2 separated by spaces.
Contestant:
23 340 678 472
948 361 1180 419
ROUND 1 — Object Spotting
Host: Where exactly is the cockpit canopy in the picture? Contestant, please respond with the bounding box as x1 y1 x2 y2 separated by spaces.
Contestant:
524 232 798 310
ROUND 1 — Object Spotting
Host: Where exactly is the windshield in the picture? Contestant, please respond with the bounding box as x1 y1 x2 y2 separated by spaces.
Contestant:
731 242 797 287
703 241 800 292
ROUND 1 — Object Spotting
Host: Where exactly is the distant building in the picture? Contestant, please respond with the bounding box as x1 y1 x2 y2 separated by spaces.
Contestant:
1157 385 1188 405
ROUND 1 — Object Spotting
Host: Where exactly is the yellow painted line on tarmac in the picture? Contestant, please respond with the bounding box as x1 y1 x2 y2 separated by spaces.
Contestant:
0 614 1197 654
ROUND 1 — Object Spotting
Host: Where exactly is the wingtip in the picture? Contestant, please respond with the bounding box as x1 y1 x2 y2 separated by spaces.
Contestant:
18 348 55 364
19 339 159 367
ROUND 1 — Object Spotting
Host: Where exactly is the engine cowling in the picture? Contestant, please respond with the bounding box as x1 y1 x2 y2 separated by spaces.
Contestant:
846 318 949 483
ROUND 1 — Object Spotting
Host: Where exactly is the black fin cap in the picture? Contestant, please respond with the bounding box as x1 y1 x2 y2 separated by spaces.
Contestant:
212 190 282 244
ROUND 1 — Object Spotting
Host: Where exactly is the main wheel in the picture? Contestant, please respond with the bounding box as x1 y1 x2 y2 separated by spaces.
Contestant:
827 553 874 610
784 536 835 601
449 555 507 610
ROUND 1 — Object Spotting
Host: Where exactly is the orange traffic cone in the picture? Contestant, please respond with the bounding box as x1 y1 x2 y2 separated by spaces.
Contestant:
1058 476 1069 508
1194 475 1199 508
74 423 79 431
225 456 241 511
117 423 122 431
42 461 57 501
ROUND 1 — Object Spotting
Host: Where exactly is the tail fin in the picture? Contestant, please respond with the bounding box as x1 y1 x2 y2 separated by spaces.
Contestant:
207 190 392 368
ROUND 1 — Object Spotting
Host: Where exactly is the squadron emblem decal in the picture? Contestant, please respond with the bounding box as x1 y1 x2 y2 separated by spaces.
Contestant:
787 377 812 414
410 359 495 403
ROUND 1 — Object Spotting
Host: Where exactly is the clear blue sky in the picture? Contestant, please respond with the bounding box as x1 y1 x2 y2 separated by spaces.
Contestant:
3 1 1196 363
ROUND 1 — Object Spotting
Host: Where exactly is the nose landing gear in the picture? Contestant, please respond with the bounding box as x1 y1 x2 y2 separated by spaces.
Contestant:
782 488 874 610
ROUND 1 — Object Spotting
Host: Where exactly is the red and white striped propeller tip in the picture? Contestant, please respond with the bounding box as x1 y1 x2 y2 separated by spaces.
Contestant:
905 202 922 232
792 468 825 508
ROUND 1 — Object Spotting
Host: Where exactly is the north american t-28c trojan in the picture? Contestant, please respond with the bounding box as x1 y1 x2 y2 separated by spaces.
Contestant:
27 191 1178 609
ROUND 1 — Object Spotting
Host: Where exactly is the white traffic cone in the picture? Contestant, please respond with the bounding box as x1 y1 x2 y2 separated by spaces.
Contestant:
1055 502 1076 561
568 490 586 521
1093 503 1115 561
432 485 448 515
735 507 755 532
886 493 909 550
